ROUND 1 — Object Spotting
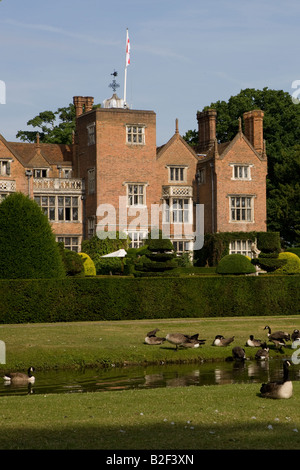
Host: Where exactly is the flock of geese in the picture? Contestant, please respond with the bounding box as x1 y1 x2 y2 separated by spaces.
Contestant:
1 325 298 400
145 325 300 399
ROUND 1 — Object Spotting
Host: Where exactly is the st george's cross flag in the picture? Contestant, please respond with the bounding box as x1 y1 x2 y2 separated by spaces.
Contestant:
126 29 130 67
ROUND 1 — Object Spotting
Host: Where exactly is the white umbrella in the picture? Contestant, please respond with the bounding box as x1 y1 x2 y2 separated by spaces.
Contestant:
101 249 127 258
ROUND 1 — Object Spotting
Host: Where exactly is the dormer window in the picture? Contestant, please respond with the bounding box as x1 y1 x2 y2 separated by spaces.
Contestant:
33 169 48 178
168 166 186 182
0 160 11 176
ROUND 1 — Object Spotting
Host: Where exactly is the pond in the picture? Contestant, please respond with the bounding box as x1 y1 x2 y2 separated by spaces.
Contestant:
1 358 299 397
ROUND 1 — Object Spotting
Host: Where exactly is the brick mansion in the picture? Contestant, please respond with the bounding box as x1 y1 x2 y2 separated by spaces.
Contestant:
0 91 267 257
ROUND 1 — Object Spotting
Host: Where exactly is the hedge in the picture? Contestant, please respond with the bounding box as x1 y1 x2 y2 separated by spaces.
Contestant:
0 275 299 323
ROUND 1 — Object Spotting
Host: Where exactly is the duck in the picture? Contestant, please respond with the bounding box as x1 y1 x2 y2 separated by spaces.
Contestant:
264 325 290 342
144 328 166 345
3 366 35 385
246 335 262 347
232 346 246 360
165 333 205 350
212 335 235 347
260 360 293 399
255 343 269 360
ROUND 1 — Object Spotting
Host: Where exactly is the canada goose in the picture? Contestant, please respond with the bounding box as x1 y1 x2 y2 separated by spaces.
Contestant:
3 366 35 384
255 343 269 360
165 333 205 350
144 328 166 345
212 335 235 347
260 360 293 399
232 346 246 360
264 325 290 342
291 329 300 342
246 335 262 347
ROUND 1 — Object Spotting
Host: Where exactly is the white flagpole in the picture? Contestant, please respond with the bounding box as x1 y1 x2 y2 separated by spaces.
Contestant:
124 28 129 106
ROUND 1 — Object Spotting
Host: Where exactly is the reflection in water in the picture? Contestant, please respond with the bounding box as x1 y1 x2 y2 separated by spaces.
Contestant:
0 358 299 397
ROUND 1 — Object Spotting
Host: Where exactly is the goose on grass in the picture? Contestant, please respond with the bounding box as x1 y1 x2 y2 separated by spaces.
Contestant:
212 335 235 347
165 333 205 350
260 360 293 399
144 328 166 345
264 325 290 342
232 346 246 361
246 335 262 347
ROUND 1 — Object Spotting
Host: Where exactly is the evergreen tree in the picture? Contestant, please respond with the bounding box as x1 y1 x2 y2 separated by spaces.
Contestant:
0 193 65 279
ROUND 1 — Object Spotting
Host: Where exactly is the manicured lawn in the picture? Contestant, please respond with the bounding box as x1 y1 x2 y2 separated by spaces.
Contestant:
0 383 300 450
0 315 299 371
0 315 299 451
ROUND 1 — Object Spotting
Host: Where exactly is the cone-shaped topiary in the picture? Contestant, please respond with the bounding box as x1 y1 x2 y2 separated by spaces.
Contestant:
0 192 65 279
216 254 256 274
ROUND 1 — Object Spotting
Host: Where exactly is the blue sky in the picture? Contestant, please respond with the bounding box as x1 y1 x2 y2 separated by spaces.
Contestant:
0 0 299 146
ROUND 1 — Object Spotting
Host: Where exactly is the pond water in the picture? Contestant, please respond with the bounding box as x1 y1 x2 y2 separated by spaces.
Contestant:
1 358 299 397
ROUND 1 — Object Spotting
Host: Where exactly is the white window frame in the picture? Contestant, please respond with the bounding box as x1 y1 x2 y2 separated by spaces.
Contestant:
172 240 192 254
127 183 146 207
128 231 147 248
163 198 192 224
168 166 187 183
34 195 80 222
229 239 254 258
229 195 254 222
126 125 145 145
0 160 11 176
231 164 252 180
57 236 80 252
33 168 48 178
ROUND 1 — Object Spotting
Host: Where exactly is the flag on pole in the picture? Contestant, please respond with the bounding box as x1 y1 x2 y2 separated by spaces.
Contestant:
126 29 130 67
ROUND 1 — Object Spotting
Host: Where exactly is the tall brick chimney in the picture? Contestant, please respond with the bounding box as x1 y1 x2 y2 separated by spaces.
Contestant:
197 109 217 152
73 96 94 117
243 109 264 154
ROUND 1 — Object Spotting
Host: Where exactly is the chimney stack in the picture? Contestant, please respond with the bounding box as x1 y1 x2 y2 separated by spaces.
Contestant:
73 96 94 117
197 109 217 152
243 109 264 154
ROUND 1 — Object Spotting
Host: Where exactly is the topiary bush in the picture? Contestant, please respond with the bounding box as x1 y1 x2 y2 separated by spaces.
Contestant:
216 254 256 275
57 243 84 276
79 253 96 276
0 192 65 279
275 252 300 274
285 248 300 258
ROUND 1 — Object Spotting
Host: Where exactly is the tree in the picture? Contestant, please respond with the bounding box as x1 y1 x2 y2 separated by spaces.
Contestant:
184 88 300 246
0 193 65 279
16 102 100 144
81 232 129 274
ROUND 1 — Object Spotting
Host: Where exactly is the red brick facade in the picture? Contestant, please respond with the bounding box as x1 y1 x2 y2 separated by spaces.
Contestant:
0 95 267 256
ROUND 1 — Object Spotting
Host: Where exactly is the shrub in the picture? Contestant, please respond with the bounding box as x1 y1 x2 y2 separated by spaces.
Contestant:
79 253 96 276
216 254 256 275
0 193 65 279
285 248 300 258
81 232 128 274
257 232 281 253
57 243 84 276
275 252 300 274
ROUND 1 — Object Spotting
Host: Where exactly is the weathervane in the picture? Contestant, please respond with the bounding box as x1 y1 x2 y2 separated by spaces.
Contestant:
109 70 120 93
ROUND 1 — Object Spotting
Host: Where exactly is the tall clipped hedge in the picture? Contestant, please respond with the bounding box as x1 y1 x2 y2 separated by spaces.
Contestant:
0 193 65 279
0 275 298 323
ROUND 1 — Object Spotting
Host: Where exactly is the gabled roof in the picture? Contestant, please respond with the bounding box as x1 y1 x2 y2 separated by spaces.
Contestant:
157 131 199 162
0 137 73 167
196 131 267 163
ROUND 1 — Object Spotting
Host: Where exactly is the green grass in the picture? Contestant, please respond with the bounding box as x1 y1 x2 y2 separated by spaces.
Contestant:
0 315 299 450
0 315 299 371
0 383 300 450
